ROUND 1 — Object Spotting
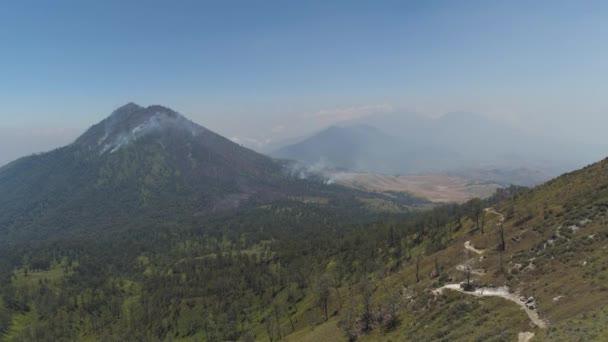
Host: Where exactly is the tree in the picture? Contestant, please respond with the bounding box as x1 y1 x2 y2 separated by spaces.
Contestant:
470 199 483 232
380 289 402 332
434 257 440 278
328 265 345 309
272 303 283 340
338 299 358 342
359 278 374 332
315 275 331 321
415 255 422 283
388 226 397 248
499 221 506 252
264 313 276 342
499 249 504 273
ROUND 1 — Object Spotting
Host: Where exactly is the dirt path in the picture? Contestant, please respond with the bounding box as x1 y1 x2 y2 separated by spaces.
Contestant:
485 207 505 222
464 240 484 255
433 284 547 329
518 332 535 342
433 228 547 340
455 264 485 276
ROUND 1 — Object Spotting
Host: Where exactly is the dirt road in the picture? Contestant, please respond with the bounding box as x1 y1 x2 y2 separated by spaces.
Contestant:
433 284 547 329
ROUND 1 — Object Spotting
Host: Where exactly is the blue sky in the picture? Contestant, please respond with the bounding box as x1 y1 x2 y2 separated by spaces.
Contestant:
1 1 608 164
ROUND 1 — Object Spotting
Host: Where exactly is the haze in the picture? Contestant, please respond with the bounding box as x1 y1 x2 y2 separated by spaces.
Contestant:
1 1 608 166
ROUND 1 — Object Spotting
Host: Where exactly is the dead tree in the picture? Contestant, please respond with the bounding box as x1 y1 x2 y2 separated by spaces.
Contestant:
415 255 421 283
499 249 504 273
499 221 506 251
434 257 440 278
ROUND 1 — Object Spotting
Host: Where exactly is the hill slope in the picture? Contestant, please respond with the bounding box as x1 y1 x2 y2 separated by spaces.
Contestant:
300 156 608 341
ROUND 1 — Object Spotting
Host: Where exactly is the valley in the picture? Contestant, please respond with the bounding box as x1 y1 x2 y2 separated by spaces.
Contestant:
330 172 502 203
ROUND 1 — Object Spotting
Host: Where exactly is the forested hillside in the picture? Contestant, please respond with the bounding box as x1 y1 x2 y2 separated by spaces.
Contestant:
2 106 608 342
0 183 521 341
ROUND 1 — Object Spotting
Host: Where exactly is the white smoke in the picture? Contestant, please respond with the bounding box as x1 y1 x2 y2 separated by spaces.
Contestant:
283 158 350 186
99 110 201 154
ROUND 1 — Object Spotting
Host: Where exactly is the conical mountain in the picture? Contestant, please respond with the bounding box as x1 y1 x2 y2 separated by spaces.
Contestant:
0 104 320 244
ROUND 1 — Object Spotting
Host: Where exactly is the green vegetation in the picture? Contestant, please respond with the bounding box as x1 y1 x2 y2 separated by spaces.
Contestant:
0 184 522 341
2 105 608 341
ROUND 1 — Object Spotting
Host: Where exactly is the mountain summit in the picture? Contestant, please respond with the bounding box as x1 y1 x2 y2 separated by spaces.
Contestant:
0 104 294 244
74 103 205 154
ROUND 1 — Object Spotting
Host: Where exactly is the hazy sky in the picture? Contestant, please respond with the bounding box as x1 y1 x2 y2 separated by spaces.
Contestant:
1 1 608 165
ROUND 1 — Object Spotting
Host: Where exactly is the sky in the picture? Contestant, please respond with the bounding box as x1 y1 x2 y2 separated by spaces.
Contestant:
1 0 608 165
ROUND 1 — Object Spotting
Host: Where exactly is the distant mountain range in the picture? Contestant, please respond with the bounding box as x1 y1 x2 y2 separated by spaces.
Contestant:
271 112 605 184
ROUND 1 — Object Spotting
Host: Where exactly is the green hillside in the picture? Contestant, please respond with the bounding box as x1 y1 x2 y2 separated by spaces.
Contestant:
2 104 608 341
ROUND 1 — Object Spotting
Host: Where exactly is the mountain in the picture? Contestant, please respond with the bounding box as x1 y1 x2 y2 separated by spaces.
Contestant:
273 124 457 175
274 111 604 179
274 124 396 172
0 104 419 246
359 111 607 174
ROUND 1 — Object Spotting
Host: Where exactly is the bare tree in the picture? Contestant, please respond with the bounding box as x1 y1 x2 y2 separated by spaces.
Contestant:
315 275 331 321
499 221 506 251
338 298 358 342
272 303 283 340
264 313 276 342
470 199 483 231
329 264 346 309
360 278 374 332
415 255 421 283
381 289 402 332
499 249 504 273
434 257 440 278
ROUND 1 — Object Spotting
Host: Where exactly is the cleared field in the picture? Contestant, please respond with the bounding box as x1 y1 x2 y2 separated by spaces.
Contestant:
332 172 501 203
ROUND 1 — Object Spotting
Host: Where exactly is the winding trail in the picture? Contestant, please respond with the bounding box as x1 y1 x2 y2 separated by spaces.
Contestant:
455 264 485 276
518 332 535 342
485 207 505 223
433 212 547 340
464 241 484 255
433 284 547 329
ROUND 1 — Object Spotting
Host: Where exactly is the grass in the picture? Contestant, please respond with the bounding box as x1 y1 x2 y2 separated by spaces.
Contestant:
288 159 608 341
12 264 66 289
3 310 38 341
287 317 344 342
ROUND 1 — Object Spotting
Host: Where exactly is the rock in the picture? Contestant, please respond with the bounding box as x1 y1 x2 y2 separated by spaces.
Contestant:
580 218 592 226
